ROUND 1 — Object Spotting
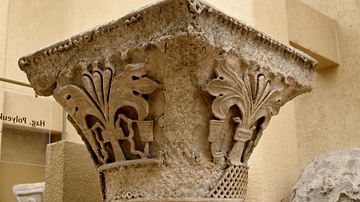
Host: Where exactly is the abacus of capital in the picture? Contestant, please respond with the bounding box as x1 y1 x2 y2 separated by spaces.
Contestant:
19 0 316 201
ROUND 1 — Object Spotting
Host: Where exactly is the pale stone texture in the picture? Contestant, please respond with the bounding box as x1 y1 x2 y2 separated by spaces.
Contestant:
8 0 360 202
2 0 294 201
291 148 360 202
13 182 45 202
44 141 101 202
19 0 315 201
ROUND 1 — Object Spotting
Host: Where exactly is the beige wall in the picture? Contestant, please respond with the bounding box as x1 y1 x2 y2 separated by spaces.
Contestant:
0 0 9 78
0 162 45 202
5 0 157 83
295 0 360 171
2 0 360 202
247 1 301 201
0 0 10 156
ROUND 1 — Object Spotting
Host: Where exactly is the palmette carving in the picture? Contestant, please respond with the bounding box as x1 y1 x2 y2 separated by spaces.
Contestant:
18 0 317 200
204 54 286 164
54 61 159 165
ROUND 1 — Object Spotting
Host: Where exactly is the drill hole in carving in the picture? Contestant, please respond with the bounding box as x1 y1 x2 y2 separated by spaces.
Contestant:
132 91 140 96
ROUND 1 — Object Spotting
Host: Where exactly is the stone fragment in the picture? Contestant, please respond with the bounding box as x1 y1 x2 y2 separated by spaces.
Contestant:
13 182 45 202
291 148 360 202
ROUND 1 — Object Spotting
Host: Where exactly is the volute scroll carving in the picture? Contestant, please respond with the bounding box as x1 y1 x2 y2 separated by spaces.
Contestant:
54 60 160 166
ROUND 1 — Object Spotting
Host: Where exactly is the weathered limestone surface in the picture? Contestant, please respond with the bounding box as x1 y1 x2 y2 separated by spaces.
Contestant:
291 148 360 202
19 0 316 201
45 141 102 202
13 182 45 202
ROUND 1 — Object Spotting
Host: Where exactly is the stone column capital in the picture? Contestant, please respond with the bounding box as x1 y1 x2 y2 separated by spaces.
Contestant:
19 0 316 201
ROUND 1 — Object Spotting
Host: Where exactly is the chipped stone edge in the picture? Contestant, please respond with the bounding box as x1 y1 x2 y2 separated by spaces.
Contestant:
18 0 317 73
97 158 162 173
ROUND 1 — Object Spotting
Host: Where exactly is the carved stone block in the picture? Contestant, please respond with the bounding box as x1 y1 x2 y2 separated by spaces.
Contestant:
19 0 316 201
13 182 45 202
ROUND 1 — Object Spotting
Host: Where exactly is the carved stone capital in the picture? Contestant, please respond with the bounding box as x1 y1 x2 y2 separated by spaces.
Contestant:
19 0 316 201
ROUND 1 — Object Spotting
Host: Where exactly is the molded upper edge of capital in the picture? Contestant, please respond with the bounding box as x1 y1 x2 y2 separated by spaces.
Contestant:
18 0 317 96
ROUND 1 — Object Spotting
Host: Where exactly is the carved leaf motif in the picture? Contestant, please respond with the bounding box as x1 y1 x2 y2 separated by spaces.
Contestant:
205 57 247 120
109 63 159 122
246 72 285 127
205 55 285 128
58 85 106 127
204 54 286 163
55 61 159 164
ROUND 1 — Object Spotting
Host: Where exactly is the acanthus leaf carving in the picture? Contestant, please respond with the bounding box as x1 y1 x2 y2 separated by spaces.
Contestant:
54 60 159 165
204 54 287 165
109 63 159 122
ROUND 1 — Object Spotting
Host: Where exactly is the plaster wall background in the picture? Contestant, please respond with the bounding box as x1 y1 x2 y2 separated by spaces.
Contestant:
0 0 10 156
0 0 9 78
1 0 359 202
246 0 301 201
294 0 360 173
0 162 45 202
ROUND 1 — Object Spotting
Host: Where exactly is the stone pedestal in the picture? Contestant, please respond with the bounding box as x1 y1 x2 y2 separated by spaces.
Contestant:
44 141 102 202
19 0 316 201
